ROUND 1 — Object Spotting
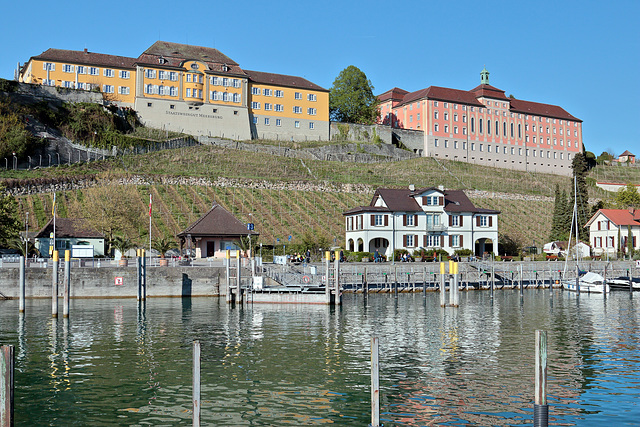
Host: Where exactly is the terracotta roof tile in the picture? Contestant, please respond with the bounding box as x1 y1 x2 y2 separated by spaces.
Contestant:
590 209 640 227
391 86 485 108
32 48 136 69
470 84 508 100
510 98 581 122
378 87 409 102
244 70 328 92
140 41 239 65
177 204 259 237
34 218 104 239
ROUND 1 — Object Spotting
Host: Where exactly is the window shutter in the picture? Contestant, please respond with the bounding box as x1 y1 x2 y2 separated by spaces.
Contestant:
371 215 375 226
423 235 427 247
449 215 453 226
384 215 388 226
489 216 493 227
476 216 481 226
403 215 407 226
597 221 601 231
449 235 453 246
439 196 444 206
607 221 610 230
460 215 463 227
422 197 427 206
440 235 444 247
403 235 407 247
460 235 463 247
414 214 418 225
414 235 418 247
593 237 596 247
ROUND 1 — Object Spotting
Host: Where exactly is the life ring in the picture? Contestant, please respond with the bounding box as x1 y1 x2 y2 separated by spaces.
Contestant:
302 275 311 284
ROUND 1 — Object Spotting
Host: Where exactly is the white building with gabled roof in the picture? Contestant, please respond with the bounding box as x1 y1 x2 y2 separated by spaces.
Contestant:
343 185 499 258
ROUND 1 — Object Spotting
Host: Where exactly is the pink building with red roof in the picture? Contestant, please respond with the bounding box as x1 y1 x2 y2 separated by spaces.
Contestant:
378 68 582 176
586 208 640 257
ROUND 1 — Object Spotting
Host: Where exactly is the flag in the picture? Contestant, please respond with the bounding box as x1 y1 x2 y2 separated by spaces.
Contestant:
149 194 152 217
52 193 56 216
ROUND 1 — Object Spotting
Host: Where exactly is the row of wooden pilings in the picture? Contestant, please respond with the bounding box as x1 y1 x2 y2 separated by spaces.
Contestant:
16 249 149 318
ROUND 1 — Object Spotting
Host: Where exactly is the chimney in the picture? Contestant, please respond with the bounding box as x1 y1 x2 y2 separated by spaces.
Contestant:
630 207 635 215
84 48 88 54
409 184 415 191
438 185 444 191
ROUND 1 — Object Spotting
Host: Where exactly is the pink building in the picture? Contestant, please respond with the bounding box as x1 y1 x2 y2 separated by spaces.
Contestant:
378 69 582 175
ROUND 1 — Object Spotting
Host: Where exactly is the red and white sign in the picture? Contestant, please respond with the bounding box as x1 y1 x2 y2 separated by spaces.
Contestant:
114 277 124 286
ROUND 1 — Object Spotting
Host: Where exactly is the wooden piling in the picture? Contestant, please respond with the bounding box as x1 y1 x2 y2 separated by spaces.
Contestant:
52 251 58 318
136 250 142 302
141 249 146 301
225 250 232 304
325 251 331 304
575 265 580 294
18 256 25 313
439 262 446 307
450 261 459 307
1 345 14 427
63 250 70 318
370 337 380 427
534 330 548 427
193 340 201 427
236 250 242 304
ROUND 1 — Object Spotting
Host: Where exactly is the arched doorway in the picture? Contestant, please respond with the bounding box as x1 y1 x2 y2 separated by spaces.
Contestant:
348 239 355 252
368 237 389 256
356 238 364 252
475 238 494 258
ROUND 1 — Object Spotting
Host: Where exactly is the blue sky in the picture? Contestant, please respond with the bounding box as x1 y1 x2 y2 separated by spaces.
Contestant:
2 0 638 157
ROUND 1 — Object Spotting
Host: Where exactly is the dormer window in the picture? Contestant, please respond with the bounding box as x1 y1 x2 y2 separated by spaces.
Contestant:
158 57 166 64
222 64 229 72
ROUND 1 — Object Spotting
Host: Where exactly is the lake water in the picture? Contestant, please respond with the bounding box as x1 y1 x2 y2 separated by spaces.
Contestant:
1 290 639 426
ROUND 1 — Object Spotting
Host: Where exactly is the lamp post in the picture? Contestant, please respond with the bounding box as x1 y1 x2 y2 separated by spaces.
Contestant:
28 156 32 169
47 154 51 166
4 158 7 169
55 153 60 166
12 152 17 170
25 212 29 262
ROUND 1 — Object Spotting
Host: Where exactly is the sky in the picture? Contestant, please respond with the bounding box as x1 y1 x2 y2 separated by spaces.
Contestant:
1 0 638 157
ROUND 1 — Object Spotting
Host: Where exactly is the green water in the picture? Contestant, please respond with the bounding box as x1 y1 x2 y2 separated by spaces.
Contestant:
1 290 639 426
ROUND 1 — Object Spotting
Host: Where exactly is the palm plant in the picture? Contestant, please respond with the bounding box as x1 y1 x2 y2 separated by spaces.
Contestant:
7 237 40 257
111 235 135 258
151 236 178 258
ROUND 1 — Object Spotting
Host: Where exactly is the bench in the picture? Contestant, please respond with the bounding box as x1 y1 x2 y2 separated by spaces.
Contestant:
546 255 558 261
502 256 514 262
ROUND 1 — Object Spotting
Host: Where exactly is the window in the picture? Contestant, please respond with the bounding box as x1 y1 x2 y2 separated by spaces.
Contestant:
63 64 74 73
264 118 270 125
233 93 241 103
77 66 86 74
275 90 284 98
43 62 55 71
264 103 272 111
251 87 260 95
144 69 155 78
451 215 460 226
409 115 413 123
454 126 458 134
308 108 317 115
292 106 302 114
76 82 86 90
434 139 438 147
251 101 260 109
294 121 300 128
263 88 272 96
406 235 415 247
186 88 192 98
103 84 114 93
223 78 229 86
374 215 384 226
90 67 99 76
444 112 449 120
479 118 483 134
252 116 258 124
307 93 316 101
118 86 130 95
169 87 177 97
309 122 315 129
434 111 439 119
159 70 168 80
119 70 130 79
479 216 488 227
170 72 178 81
294 92 302 100
275 104 284 112
233 79 241 88
470 117 475 133
434 101 438 107
406 215 415 226
462 115 467 123
454 141 458 149
463 128 467 135
444 140 449 148
186 74 192 83
417 113 420 121
276 119 282 126
62 81 73 88
451 235 460 247
471 143 475 151
426 235 440 247
434 124 439 132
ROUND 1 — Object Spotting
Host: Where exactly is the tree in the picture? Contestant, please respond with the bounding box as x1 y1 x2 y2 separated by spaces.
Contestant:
550 184 565 241
571 153 590 242
0 188 21 246
614 184 640 209
596 151 614 164
111 235 135 258
329 66 379 124
151 236 178 258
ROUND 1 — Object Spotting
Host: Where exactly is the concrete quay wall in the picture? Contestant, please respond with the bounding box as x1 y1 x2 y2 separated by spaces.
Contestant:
0 266 225 299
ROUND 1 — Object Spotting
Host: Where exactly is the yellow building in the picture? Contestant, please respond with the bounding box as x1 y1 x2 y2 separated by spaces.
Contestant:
19 41 329 141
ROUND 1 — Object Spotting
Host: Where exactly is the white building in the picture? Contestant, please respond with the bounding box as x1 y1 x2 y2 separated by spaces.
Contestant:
586 208 640 258
343 185 499 258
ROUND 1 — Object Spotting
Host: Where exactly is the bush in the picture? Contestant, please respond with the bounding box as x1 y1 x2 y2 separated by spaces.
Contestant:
453 248 473 257
345 251 372 262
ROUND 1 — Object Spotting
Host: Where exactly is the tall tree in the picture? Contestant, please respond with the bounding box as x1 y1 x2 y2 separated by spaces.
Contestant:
571 152 590 242
0 187 21 246
560 189 571 241
614 184 640 209
329 66 379 124
550 184 564 240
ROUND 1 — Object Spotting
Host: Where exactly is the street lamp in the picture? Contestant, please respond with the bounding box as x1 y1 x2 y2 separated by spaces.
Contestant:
55 153 60 166
27 156 32 169
47 154 51 166
12 152 17 170
25 212 29 263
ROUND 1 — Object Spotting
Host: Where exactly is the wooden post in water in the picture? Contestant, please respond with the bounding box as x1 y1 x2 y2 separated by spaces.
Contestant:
630 269 633 295
575 265 580 294
1 345 14 427
450 261 459 307
192 340 201 427
334 250 341 305
19 256 25 313
439 262 446 307
236 250 242 303
225 250 232 304
141 249 146 301
394 266 398 297
325 251 331 304
64 250 70 318
534 330 548 427
370 337 380 427
423 267 427 295
51 250 59 318
363 267 368 296
136 249 142 302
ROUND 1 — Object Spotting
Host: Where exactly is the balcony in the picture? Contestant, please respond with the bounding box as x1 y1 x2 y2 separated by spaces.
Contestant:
426 224 447 232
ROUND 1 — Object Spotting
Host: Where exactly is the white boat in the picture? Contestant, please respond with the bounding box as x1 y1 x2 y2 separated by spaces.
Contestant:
563 271 610 293
607 277 640 291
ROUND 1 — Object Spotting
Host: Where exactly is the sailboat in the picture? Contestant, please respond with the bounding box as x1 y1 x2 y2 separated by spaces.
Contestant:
561 175 610 294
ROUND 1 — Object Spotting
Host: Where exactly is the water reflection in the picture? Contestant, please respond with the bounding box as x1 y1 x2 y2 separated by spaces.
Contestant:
0 291 639 425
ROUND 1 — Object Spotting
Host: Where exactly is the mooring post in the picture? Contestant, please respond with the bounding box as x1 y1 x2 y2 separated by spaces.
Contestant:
423 267 427 295
534 330 548 427
449 261 459 307
363 267 368 296
334 250 341 305
630 269 633 295
575 265 580 294
236 250 242 303
519 265 524 296
19 256 25 313
1 345 14 427
225 250 232 304
52 250 59 318
141 249 146 301
325 251 331 304
393 266 398 297
370 337 380 427
136 249 142 302
64 250 70 318
193 340 201 427
439 262 446 307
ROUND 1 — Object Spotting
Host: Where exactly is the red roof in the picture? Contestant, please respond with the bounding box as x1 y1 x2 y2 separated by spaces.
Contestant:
32 48 137 69
510 98 581 122
244 70 327 92
177 204 259 237
378 87 409 102
589 209 640 226
385 86 485 108
620 150 635 157
470 84 508 100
